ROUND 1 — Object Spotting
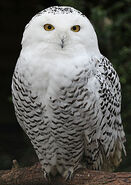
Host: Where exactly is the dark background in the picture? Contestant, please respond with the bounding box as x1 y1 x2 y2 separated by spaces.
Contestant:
0 0 131 171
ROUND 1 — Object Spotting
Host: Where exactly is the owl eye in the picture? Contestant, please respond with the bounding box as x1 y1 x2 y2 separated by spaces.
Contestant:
44 24 55 31
71 25 80 32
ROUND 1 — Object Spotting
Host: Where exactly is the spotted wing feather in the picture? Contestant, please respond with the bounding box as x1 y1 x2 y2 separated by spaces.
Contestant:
84 57 126 171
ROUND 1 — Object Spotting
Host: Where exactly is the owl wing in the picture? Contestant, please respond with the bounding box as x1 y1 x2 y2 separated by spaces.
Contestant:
84 57 126 171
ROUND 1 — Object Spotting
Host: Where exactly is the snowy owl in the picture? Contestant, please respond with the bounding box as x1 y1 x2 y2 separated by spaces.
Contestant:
12 6 126 180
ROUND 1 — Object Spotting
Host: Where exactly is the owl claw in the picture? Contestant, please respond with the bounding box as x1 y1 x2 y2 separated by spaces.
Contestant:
63 169 74 181
44 171 51 182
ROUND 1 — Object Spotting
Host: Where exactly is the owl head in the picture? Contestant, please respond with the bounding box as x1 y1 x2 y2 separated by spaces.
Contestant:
22 6 100 57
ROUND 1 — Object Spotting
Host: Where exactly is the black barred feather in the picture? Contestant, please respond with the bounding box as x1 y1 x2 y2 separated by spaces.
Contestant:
12 56 126 178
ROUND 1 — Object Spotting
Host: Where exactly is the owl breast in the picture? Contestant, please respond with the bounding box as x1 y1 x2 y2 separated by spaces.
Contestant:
27 54 91 104
40 65 92 174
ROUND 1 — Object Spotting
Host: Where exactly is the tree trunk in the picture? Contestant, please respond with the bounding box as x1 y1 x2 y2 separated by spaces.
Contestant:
0 162 131 185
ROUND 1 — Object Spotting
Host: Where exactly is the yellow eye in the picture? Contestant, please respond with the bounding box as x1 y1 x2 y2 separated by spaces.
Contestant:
71 25 80 32
44 24 55 31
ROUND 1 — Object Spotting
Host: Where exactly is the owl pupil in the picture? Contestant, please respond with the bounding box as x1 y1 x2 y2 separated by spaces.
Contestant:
48 25 51 29
73 26 76 30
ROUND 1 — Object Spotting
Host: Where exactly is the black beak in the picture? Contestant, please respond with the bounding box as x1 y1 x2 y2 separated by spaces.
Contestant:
61 39 64 48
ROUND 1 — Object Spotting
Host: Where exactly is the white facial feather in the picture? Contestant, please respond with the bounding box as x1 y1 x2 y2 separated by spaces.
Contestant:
22 6 100 57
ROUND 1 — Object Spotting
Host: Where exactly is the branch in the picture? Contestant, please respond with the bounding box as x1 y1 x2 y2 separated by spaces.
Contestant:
0 162 131 185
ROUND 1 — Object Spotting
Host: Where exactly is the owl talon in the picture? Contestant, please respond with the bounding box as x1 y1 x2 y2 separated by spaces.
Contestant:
64 170 74 181
44 171 51 182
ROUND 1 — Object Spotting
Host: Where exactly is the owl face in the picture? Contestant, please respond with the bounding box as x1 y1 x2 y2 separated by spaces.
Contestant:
22 7 100 56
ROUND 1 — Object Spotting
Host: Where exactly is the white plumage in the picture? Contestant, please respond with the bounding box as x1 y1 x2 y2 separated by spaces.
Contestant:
12 6 126 179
